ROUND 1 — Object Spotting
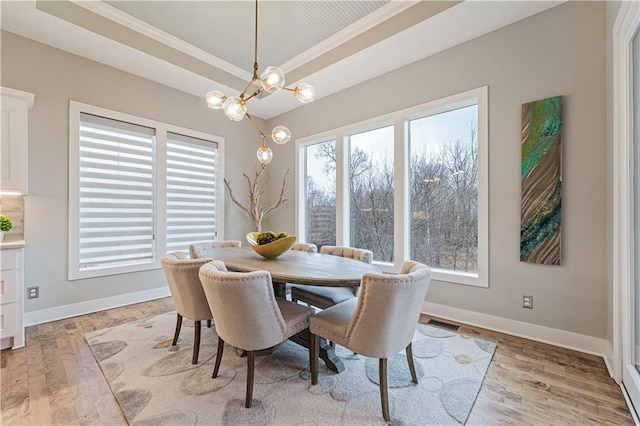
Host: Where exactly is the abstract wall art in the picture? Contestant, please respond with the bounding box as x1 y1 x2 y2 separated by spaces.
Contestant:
520 95 563 265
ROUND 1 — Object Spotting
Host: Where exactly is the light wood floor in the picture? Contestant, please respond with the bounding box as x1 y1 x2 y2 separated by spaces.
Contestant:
0 297 633 425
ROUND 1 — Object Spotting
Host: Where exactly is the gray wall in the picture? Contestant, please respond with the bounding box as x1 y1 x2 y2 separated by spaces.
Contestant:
266 2 608 338
1 31 264 314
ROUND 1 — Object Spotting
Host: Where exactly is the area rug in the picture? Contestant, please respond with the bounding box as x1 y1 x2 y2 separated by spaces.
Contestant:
84 311 496 425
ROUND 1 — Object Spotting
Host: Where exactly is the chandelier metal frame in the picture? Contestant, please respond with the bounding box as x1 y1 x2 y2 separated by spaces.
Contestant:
205 0 315 164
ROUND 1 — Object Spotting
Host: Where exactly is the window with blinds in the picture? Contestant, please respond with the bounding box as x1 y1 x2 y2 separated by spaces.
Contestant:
78 113 156 270
166 132 218 253
70 102 224 280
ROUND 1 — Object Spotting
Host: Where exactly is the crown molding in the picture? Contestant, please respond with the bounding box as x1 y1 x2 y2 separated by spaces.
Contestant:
70 0 253 82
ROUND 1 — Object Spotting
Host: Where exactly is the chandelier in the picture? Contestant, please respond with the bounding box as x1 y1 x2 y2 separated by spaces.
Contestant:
205 0 316 164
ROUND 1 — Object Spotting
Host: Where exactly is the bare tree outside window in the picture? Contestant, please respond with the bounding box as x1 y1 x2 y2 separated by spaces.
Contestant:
302 104 479 273
348 126 394 262
304 141 336 248
298 90 486 287
409 105 478 273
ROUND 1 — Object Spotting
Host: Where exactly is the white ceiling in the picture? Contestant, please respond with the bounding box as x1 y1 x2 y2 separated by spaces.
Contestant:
1 1 563 120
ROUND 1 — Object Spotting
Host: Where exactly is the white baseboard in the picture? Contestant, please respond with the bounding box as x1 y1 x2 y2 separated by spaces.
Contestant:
24 287 171 327
1 337 13 350
423 301 607 358
605 340 621 383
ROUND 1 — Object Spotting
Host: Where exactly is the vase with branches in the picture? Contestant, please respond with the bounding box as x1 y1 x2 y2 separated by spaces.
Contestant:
224 165 289 232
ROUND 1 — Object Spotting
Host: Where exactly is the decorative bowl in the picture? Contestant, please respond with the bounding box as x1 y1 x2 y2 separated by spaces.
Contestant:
246 232 297 259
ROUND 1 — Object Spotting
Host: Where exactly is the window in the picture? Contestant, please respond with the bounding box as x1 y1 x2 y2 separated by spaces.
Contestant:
408 104 478 274
302 140 337 248
166 132 218 253
69 102 224 280
348 126 394 263
76 113 156 271
296 87 488 286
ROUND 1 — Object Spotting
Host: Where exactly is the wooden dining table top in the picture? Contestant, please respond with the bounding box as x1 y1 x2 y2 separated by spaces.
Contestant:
197 246 382 287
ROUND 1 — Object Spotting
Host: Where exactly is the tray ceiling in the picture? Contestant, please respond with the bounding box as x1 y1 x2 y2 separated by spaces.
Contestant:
1 1 564 119
105 1 390 74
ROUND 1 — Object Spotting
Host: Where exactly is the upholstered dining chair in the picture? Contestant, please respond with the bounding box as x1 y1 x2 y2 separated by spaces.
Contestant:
285 242 318 300
189 240 241 259
309 260 432 421
160 252 214 364
291 242 317 253
199 262 315 408
290 245 373 309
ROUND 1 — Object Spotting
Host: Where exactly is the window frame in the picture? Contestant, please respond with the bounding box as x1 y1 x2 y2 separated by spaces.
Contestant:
295 86 488 287
69 101 225 280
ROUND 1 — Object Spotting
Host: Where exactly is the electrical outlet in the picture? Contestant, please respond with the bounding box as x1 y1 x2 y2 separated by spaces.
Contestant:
27 286 39 299
522 295 533 309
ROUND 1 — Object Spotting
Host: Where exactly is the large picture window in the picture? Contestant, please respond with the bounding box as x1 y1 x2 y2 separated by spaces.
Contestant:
409 104 478 274
302 140 337 248
69 102 224 280
348 126 394 263
296 87 488 286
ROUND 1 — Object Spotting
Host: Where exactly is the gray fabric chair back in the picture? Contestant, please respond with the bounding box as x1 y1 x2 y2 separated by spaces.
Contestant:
291 242 317 253
320 245 373 264
199 262 288 351
161 252 214 321
189 240 241 259
346 261 431 357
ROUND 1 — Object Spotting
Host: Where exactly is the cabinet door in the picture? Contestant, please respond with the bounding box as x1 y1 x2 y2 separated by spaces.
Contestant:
0 303 17 338
0 247 24 348
1 88 34 194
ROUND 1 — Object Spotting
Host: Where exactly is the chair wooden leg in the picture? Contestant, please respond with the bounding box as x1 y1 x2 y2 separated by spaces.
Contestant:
172 314 182 346
212 337 224 378
379 358 390 422
192 320 201 364
246 351 255 408
207 319 212 328
310 331 319 385
406 342 418 384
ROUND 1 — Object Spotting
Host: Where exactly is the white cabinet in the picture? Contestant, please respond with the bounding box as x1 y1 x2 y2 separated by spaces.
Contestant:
1 87 34 194
0 247 24 349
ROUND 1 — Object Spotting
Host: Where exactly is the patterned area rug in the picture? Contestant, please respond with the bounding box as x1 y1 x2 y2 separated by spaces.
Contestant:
85 311 496 425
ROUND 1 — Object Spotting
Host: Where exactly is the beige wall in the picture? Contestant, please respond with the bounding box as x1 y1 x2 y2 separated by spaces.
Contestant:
267 2 608 338
1 31 264 314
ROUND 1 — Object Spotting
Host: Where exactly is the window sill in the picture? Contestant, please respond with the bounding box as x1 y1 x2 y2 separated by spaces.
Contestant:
431 268 487 288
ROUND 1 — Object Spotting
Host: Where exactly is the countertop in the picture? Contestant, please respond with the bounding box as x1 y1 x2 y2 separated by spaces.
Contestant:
0 240 25 249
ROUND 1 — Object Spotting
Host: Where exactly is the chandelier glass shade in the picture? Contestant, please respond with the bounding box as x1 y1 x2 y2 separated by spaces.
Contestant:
205 0 315 164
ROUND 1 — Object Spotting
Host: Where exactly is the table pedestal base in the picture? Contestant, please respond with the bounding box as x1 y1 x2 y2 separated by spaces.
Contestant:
233 331 344 373
272 282 344 373
289 330 344 373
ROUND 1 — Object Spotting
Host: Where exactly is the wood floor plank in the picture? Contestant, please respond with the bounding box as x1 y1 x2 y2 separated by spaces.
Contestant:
1 349 30 424
0 299 633 425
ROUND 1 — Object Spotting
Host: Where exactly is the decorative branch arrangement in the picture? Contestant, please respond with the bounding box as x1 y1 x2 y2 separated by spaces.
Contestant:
224 165 289 232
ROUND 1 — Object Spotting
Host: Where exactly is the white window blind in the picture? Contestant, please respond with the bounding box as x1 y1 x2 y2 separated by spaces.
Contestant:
166 132 218 253
78 113 155 270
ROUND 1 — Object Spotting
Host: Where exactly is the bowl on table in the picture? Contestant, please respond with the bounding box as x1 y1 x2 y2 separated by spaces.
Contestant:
246 232 297 259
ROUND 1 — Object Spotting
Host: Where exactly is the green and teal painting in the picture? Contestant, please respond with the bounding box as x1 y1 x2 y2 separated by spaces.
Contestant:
520 96 562 265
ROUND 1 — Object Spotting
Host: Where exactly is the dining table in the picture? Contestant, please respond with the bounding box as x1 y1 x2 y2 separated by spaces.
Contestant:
198 246 382 373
